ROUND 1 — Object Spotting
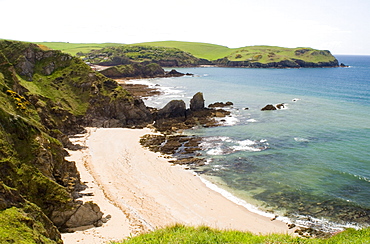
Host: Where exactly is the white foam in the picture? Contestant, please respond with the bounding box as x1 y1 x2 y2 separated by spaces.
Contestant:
276 103 288 110
202 136 232 142
294 137 310 142
206 147 225 156
231 140 265 152
247 118 258 123
293 214 363 233
197 175 291 223
216 115 239 126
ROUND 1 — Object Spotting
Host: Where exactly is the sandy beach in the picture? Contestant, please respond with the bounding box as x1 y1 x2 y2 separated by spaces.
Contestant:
62 127 294 244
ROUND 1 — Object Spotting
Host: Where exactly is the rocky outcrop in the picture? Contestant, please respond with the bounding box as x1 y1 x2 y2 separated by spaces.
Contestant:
261 104 277 111
153 92 230 133
99 63 189 79
85 95 153 127
208 101 233 108
261 103 285 111
64 202 103 228
157 100 187 119
190 92 205 111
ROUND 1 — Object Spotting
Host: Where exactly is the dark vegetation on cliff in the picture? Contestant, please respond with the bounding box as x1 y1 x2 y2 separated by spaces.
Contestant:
0 40 153 243
78 45 211 67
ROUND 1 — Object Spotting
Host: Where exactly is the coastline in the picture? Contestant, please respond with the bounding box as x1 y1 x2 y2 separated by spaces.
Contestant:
62 127 294 244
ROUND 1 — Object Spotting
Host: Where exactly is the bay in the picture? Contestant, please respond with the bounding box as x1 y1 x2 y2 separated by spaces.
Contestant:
139 55 370 231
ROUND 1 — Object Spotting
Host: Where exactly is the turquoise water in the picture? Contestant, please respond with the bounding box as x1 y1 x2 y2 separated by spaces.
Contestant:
141 55 370 231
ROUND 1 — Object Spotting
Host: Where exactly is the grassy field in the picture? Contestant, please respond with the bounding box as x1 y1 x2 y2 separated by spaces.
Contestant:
226 46 336 63
34 42 123 56
132 41 234 60
114 225 370 244
37 41 336 63
36 41 234 60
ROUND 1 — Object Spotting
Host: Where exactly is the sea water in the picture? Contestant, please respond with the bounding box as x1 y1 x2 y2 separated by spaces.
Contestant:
138 55 370 231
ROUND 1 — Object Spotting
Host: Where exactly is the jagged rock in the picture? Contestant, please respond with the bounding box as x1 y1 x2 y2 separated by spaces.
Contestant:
43 61 56 75
85 95 153 127
157 100 186 119
64 202 103 228
190 92 205 111
208 101 233 108
166 69 185 77
276 103 285 109
0 183 25 210
261 104 277 111
15 56 35 81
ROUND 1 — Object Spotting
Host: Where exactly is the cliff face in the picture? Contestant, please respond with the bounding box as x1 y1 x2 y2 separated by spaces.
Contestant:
0 40 153 243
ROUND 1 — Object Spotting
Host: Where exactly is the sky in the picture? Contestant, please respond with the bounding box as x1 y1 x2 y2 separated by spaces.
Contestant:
1 0 370 55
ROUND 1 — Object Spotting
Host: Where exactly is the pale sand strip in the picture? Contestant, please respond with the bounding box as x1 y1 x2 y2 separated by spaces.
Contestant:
63 127 293 243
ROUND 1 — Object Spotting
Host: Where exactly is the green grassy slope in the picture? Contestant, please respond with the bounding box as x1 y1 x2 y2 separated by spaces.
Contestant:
34 42 123 56
228 46 337 63
115 225 370 244
132 41 233 60
37 41 337 66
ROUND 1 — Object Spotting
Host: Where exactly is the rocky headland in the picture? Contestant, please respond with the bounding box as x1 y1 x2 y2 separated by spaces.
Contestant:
79 44 342 69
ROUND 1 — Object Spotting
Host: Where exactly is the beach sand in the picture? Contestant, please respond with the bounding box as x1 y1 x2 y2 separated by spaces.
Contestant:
62 127 293 244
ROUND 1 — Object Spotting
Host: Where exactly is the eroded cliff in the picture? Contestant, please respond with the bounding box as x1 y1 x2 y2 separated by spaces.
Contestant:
0 40 153 243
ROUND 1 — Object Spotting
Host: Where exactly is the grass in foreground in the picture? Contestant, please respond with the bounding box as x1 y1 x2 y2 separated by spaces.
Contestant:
113 224 370 244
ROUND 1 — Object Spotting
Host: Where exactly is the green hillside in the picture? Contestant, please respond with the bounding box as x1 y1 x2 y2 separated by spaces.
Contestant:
34 41 232 60
132 41 233 60
227 46 336 63
34 42 123 56
80 45 205 66
37 41 339 68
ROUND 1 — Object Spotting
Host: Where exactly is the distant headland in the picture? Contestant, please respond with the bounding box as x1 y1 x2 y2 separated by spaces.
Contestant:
36 40 345 69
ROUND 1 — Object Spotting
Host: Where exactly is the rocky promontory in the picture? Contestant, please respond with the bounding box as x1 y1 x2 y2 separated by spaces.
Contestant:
99 63 191 79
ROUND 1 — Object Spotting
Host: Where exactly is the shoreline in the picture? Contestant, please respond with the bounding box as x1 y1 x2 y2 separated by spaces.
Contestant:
62 127 294 244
